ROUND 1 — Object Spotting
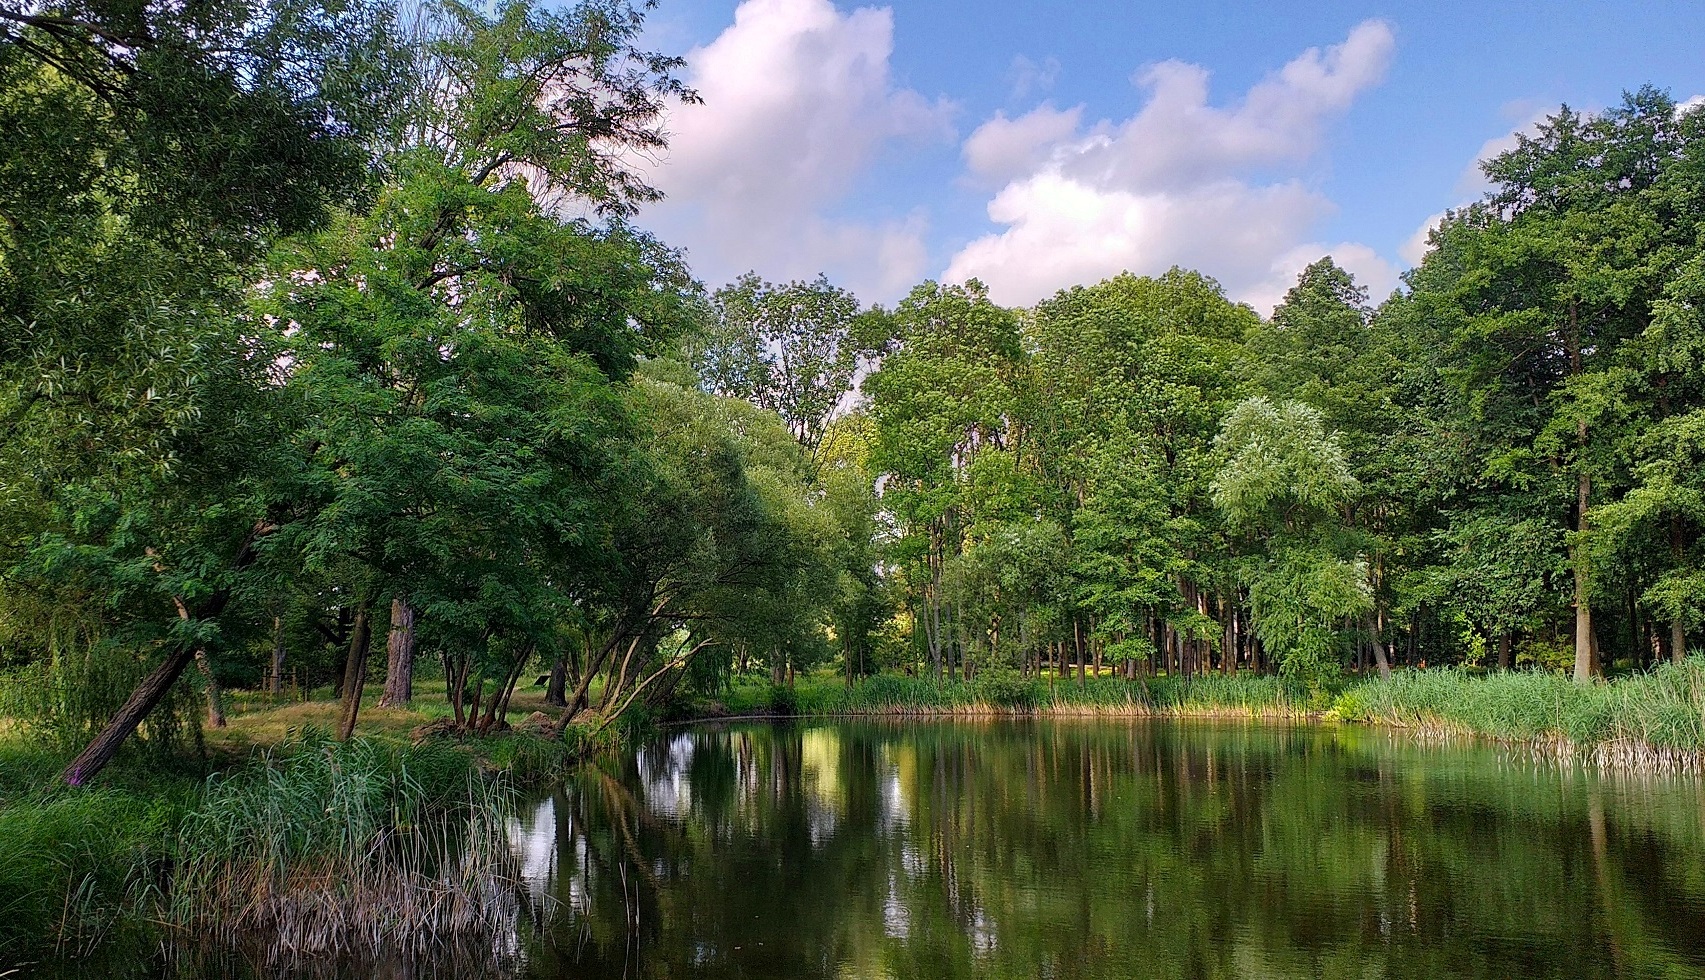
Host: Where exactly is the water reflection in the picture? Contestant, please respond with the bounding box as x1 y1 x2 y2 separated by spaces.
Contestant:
513 719 1705 980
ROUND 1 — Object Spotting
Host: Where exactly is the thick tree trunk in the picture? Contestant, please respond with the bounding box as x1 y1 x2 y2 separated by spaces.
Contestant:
193 649 227 728
58 523 272 785
378 597 416 707
60 645 197 785
1497 633 1512 672
336 604 373 741
545 655 568 707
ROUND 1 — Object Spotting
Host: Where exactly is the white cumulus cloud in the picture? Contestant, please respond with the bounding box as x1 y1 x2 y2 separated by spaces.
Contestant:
962 104 1083 185
639 0 954 300
945 20 1398 313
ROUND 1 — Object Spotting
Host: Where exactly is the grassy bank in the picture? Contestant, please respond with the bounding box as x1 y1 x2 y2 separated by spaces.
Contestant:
697 660 1705 770
0 725 547 971
1344 659 1705 771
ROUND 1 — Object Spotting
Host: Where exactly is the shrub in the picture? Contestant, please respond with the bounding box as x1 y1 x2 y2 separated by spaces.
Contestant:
975 670 1041 711
765 684 799 716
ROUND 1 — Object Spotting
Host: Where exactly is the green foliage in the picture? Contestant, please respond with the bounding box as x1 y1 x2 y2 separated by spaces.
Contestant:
0 787 179 960
765 684 800 716
1354 660 1705 751
973 669 1042 711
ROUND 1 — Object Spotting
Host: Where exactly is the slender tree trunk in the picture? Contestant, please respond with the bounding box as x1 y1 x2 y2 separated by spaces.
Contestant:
269 616 286 697
336 603 373 741
1371 609 1392 681
1568 303 1601 684
1074 617 1086 685
1573 464 1598 684
193 649 227 728
378 597 416 708
554 627 629 735
445 650 465 727
1673 515 1689 665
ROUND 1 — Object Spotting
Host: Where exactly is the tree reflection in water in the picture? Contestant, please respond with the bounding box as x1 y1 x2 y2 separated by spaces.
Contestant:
511 720 1705 980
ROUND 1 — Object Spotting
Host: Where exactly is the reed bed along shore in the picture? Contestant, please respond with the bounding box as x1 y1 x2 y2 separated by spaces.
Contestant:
170 732 524 961
1343 661 1705 775
702 660 1705 774
0 731 528 971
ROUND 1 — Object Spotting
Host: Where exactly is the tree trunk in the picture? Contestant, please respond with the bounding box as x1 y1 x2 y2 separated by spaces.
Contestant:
1568 301 1601 685
1074 617 1086 685
336 603 373 741
378 597 416 707
1371 609 1392 681
58 522 272 785
1497 633 1512 671
545 655 568 707
1573 464 1598 684
1673 515 1689 665
193 649 227 728
269 616 286 696
60 645 197 785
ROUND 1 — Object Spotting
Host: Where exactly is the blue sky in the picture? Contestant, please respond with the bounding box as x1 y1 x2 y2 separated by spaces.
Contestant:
631 0 1705 314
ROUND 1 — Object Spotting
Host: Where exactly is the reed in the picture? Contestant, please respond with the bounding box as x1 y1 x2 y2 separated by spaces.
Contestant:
168 730 524 963
1344 658 1705 771
0 786 174 962
711 671 1297 719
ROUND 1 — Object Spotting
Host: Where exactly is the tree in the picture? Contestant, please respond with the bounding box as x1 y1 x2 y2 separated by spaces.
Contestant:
865 280 1022 680
1214 397 1369 694
0 0 401 784
1407 88 1703 681
693 272 871 470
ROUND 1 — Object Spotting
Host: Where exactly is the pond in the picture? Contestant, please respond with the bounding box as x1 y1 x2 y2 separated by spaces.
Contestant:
506 719 1705 980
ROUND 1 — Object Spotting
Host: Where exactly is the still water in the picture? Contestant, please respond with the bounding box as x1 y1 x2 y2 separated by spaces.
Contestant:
506 720 1705 979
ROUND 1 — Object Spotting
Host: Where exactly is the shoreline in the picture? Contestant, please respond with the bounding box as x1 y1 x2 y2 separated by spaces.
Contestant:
664 687 1705 776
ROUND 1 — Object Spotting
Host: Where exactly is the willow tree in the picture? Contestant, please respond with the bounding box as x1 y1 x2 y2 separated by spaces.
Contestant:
1213 397 1369 694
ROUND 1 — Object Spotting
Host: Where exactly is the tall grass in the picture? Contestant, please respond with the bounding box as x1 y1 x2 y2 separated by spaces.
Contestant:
704 663 1705 769
0 786 178 962
1345 658 1705 768
0 730 533 969
711 671 1294 719
170 730 524 961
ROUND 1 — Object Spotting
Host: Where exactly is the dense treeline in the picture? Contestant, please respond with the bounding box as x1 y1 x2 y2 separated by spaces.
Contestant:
3 0 1704 783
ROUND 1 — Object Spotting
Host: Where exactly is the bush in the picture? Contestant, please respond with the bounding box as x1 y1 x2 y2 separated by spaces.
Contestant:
765 684 799 715
974 670 1041 711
